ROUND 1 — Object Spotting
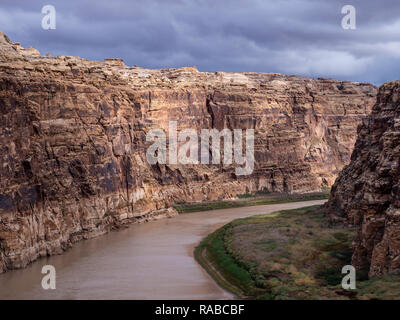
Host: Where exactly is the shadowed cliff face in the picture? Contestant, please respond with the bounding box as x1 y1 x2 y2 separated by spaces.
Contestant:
0 31 377 273
326 81 400 278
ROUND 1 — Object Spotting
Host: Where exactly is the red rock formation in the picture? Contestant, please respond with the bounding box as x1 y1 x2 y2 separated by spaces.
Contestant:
0 32 377 273
326 81 400 278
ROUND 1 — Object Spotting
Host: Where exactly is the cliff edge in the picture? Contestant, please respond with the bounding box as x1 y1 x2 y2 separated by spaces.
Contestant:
326 81 400 278
0 32 377 273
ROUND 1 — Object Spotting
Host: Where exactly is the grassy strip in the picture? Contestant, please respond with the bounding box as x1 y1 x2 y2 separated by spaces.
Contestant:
194 229 249 298
195 205 400 300
174 192 328 214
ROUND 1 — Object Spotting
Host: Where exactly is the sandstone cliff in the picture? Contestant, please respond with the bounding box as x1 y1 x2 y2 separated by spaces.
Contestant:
326 81 400 278
0 32 377 273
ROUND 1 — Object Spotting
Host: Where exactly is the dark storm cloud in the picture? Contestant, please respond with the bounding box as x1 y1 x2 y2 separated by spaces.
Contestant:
0 0 399 84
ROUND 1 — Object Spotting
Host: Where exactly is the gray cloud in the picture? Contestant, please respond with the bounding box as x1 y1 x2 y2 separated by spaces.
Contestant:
0 0 399 84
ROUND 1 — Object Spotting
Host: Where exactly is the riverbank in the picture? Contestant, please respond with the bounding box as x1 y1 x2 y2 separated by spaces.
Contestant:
195 205 400 300
174 192 329 213
0 200 326 299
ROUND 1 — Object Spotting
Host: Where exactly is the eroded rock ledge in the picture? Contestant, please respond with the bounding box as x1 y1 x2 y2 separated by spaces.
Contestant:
326 81 400 278
0 32 377 273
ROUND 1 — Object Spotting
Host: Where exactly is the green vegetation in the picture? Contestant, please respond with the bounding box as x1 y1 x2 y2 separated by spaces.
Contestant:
174 192 328 214
195 206 400 300
237 193 253 199
321 185 331 192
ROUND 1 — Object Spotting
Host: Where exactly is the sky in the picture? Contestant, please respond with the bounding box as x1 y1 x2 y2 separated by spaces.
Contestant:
0 0 399 85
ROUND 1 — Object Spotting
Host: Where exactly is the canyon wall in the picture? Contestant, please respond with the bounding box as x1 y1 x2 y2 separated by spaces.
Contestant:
0 31 377 273
326 81 400 278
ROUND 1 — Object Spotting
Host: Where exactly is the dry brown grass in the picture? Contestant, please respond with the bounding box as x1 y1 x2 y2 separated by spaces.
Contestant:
196 205 400 300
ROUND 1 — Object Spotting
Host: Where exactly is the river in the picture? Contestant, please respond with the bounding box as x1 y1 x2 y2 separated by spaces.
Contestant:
0 200 325 299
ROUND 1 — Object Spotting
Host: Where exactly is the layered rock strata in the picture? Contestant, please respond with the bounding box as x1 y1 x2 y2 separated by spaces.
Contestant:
0 32 377 272
326 81 400 277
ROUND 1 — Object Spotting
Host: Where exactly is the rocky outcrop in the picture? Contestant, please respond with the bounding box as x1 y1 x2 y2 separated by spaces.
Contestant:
0 31 377 273
326 81 400 278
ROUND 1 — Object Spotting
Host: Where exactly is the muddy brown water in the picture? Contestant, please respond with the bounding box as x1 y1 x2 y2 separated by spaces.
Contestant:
0 200 325 300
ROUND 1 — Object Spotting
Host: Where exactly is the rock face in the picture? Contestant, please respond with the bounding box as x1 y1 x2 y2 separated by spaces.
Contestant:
326 81 400 278
0 31 377 273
